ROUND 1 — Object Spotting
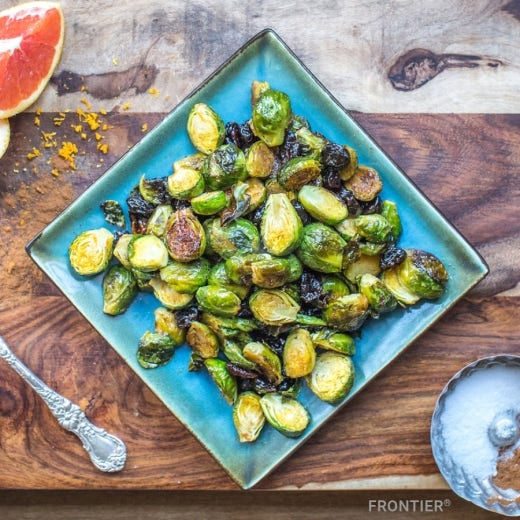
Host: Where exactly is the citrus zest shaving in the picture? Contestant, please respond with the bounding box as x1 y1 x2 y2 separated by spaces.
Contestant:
58 141 78 169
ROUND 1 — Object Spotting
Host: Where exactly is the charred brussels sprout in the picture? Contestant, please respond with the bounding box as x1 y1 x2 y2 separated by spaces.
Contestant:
160 258 210 294
296 223 346 273
196 285 241 317
167 165 205 200
149 277 194 310
190 190 229 216
344 165 383 202
261 193 303 256
69 228 114 276
260 393 310 438
204 358 238 405
249 289 300 326
233 392 265 443
306 351 355 403
323 293 369 331
146 204 173 238
154 307 186 345
186 321 220 358
243 341 283 385
128 234 169 272
358 273 397 313
205 217 260 259
278 156 321 191
203 143 247 190
102 265 137 315
251 89 291 147
297 185 348 225
165 208 206 262
138 175 170 205
187 103 225 155
311 329 356 355
245 140 275 178
137 331 176 369
283 328 316 378
355 214 392 244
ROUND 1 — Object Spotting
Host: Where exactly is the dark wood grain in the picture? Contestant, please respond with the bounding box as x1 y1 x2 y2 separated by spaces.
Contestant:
0 111 518 490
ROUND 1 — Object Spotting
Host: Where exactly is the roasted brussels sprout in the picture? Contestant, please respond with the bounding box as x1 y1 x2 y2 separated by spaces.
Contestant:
186 321 220 358
160 258 210 294
321 274 350 302
338 144 358 180
205 217 260 259
322 293 369 331
261 193 303 256
296 223 346 273
344 165 383 202
69 228 114 276
203 143 247 190
208 262 251 299
278 156 321 191
343 253 381 283
195 285 242 317
233 392 265 443
224 253 270 285
283 328 316 378
335 218 359 242
167 165 205 200
355 214 392 244
243 341 283 384
294 126 327 157
146 204 174 238
297 185 348 225
311 329 356 355
250 254 303 289
128 234 169 272
154 307 186 345
204 358 238 405
260 393 310 438
249 289 300 326
381 200 401 239
149 277 194 310
358 273 397 314
187 103 225 155
190 190 230 216
306 351 355 403
251 89 291 147
165 208 206 262
112 233 134 268
102 265 137 315
245 140 275 178
243 178 267 213
137 331 176 369
221 339 258 371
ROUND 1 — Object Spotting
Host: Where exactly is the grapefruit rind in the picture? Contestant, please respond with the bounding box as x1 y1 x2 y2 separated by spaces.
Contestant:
0 118 10 160
0 2 64 119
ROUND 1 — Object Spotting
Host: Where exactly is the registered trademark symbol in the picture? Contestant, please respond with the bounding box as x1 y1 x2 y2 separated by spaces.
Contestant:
444 499 452 507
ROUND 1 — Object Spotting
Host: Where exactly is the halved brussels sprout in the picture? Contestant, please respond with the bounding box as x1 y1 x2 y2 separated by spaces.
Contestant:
243 178 267 213
294 126 327 157
102 265 137 315
173 152 206 172
245 140 275 178
343 253 381 283
321 274 351 301
249 289 300 326
149 277 194 309
204 358 238 405
225 253 271 285
322 293 369 331
208 262 251 299
167 166 205 200
190 190 230 216
160 258 210 294
243 341 283 384
355 214 392 244
137 331 176 369
358 273 397 314
251 89 292 147
128 234 169 272
195 285 241 317
186 321 220 358
233 392 265 443
203 143 247 190
381 267 419 305
306 351 355 403
261 193 303 256
296 223 346 273
165 208 206 262
278 156 321 191
311 329 356 355
69 228 114 276
344 165 383 201
381 200 401 239
205 217 260 259
138 175 170 205
259 393 310 438
250 255 303 289
187 103 225 155
335 218 359 242
154 307 186 345
282 328 316 378
112 233 134 269
146 204 174 238
221 339 258 371
338 144 358 180
297 185 348 225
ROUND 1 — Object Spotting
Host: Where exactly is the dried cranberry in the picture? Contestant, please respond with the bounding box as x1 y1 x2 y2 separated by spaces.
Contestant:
379 246 407 270
321 142 350 169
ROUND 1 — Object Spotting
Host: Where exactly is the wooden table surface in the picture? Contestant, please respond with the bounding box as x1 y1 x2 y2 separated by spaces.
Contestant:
0 0 519 505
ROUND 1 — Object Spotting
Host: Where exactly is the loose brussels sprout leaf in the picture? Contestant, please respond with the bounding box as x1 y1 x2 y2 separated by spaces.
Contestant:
149 277 194 310
138 175 170 205
102 265 137 315
381 200 401 239
221 339 258 371
306 351 355 403
205 217 260 259
249 289 300 326
243 341 283 385
295 314 327 327
208 262 251 299
154 307 186 345
204 358 238 405
146 204 173 238
251 89 291 147
201 312 258 337
165 208 206 263
160 258 210 294
278 156 321 191
131 267 155 292
167 166 205 200
260 393 310 438
190 190 230 216
187 103 225 155
355 214 392 244
245 140 275 178
283 328 316 378
69 228 114 276
243 178 267 213
186 321 220 358
296 223 346 273
195 285 241 317
100 200 125 228
343 253 381 283
344 165 383 202
261 193 303 256
137 331 176 369
128 234 169 272
250 80 270 106
358 273 397 314
220 182 252 226
297 185 348 225
322 293 370 331
311 329 356 355
203 143 247 190
233 392 265 443
112 233 135 268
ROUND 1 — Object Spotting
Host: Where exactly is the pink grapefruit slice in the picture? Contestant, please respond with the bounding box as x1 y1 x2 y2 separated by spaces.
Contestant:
0 2 64 119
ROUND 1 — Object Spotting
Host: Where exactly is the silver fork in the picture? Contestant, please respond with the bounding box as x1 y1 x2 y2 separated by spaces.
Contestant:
0 335 127 472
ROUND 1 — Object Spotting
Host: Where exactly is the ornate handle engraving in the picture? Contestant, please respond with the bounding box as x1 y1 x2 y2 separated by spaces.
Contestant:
0 336 126 472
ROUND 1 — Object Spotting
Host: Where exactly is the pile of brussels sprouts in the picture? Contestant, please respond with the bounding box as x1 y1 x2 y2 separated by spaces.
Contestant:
68 81 448 442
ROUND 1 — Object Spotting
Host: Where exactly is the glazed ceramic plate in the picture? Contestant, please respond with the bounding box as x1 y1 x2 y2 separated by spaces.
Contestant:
26 29 488 489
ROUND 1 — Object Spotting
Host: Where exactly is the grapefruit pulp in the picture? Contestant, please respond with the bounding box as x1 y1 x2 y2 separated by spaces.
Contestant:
0 1 64 119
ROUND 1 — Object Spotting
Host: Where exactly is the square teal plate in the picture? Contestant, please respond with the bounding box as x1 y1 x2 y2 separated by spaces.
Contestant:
26 29 488 489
